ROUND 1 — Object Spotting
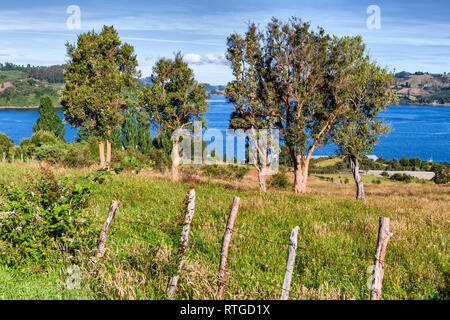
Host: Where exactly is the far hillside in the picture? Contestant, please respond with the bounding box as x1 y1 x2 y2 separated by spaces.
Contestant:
0 63 64 107
394 71 450 106
2 62 450 107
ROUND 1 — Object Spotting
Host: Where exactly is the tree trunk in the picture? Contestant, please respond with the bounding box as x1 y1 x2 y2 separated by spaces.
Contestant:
257 161 267 192
172 138 180 182
106 140 112 170
99 140 106 169
294 156 309 194
349 155 365 203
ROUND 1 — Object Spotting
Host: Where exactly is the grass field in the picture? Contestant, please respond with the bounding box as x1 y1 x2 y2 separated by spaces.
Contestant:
0 162 448 300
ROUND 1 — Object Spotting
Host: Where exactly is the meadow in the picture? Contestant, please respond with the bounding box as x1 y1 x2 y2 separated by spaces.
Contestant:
0 162 448 300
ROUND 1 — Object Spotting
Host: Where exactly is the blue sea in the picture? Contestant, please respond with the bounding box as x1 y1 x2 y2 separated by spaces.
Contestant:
1 95 449 162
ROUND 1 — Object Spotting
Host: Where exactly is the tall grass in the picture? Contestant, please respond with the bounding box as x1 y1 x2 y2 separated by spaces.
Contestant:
0 163 448 300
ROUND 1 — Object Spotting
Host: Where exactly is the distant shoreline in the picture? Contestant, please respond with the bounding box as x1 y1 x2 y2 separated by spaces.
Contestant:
0 106 63 110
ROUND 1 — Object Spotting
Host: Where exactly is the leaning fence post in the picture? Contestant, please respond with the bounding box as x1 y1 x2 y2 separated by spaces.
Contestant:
167 188 196 299
216 196 240 299
96 200 119 258
370 216 393 300
280 226 299 300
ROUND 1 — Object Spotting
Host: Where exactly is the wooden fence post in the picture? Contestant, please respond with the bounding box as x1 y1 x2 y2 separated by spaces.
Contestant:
370 216 393 300
216 196 240 299
167 188 196 298
96 200 119 258
280 226 299 300
2 152 5 163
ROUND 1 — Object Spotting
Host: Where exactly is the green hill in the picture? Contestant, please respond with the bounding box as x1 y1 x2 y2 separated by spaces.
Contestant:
0 63 65 107
393 71 450 106
2 63 450 107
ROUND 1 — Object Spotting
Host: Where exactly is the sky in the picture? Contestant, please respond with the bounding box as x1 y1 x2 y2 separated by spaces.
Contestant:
0 0 449 85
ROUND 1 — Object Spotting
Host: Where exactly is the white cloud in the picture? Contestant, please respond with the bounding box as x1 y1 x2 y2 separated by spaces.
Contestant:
184 53 203 64
184 53 228 65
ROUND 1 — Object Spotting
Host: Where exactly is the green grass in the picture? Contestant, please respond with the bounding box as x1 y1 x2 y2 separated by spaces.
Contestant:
0 70 26 82
0 163 448 300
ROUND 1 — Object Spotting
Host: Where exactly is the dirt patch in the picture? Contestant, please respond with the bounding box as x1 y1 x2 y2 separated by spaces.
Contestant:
0 81 13 92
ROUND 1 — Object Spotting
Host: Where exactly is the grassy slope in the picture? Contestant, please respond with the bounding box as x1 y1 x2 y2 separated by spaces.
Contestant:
0 163 448 300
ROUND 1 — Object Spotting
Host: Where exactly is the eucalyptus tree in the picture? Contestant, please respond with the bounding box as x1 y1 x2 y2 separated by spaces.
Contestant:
261 17 337 194
61 25 139 168
330 38 397 202
138 53 208 181
33 95 65 140
225 23 276 191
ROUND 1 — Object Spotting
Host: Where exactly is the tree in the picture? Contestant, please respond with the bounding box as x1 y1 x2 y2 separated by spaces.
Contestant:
0 132 14 158
138 53 208 181
400 157 410 167
61 25 139 168
115 107 153 155
331 40 396 202
261 18 339 194
225 23 276 191
33 95 65 140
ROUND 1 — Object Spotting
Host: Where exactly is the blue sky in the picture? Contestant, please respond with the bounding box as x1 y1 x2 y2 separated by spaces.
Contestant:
0 0 449 84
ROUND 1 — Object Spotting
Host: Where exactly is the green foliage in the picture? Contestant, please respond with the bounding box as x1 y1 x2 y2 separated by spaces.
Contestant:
400 157 410 167
390 173 413 183
110 149 155 175
0 132 14 156
138 53 208 139
268 167 290 189
433 167 450 184
381 171 389 177
32 95 65 140
61 25 139 142
35 144 67 164
202 164 249 181
62 142 97 168
30 130 59 147
0 166 96 264
113 107 153 155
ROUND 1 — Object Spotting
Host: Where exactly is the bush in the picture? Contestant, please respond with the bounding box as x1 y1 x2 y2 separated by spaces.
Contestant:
63 143 97 168
202 164 249 181
35 143 67 164
433 167 450 184
0 132 14 157
268 168 290 189
30 130 60 147
148 148 172 172
0 166 97 264
390 173 413 183
19 138 36 158
381 171 389 177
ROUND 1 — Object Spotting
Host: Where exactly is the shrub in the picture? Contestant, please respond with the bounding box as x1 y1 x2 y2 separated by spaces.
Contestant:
30 130 60 147
35 143 67 164
63 143 96 168
390 173 413 183
19 138 36 158
0 166 97 264
381 171 389 177
202 164 249 181
433 167 450 184
148 148 171 172
0 132 14 157
269 168 290 189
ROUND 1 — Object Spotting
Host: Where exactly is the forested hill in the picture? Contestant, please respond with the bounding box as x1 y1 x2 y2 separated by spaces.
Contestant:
394 71 450 106
1 62 449 107
0 63 65 107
